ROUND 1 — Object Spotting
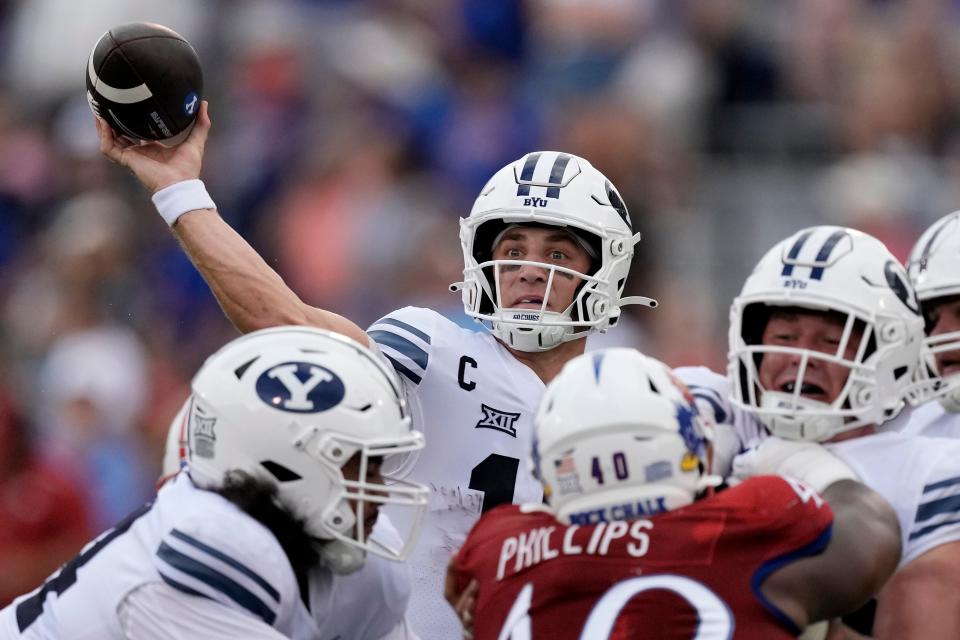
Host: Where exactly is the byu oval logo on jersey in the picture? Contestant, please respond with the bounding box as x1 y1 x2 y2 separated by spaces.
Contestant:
256 362 346 413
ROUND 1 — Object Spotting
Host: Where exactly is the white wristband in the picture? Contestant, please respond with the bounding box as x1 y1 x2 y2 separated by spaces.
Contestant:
151 179 216 227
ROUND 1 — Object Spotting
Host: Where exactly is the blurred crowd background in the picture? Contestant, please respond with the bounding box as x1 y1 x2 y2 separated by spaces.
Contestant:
2 0 960 604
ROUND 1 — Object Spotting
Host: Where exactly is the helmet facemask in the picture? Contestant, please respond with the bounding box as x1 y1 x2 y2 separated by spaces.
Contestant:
452 152 656 353
184 327 429 576
906 212 960 411
291 428 428 574
731 303 893 441
728 226 924 442
908 295 960 412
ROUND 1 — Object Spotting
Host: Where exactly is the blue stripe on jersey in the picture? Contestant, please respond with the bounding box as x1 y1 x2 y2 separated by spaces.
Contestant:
915 494 960 523
369 330 429 369
545 153 571 199
923 476 960 493
516 152 542 197
170 529 280 602
781 229 814 277
157 542 277 625
751 523 833 635
687 385 728 424
809 230 848 280
371 317 431 344
384 354 422 385
909 518 960 541
160 572 211 599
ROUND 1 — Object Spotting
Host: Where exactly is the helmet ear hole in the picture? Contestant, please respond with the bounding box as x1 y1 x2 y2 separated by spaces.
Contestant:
260 460 302 482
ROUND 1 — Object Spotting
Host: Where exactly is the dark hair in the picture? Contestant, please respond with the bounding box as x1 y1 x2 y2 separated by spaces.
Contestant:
214 470 320 580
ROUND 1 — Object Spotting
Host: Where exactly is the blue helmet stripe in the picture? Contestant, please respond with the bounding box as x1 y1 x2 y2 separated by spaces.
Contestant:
919 215 954 262
545 153 571 199
809 230 848 280
516 152 542 197
781 229 814 276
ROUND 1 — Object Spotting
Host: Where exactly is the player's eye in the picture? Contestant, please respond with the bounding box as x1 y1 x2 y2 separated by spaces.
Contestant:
548 250 567 261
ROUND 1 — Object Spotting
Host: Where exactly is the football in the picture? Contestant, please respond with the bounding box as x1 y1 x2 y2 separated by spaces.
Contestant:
86 23 203 147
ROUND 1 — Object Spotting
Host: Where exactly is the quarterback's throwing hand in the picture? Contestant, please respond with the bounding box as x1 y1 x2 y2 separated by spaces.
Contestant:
96 100 210 193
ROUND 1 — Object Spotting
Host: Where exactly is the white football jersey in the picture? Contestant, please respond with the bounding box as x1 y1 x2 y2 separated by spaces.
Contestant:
827 431 960 567
0 473 311 639
674 368 960 569
673 366 769 476
306 516 415 640
899 400 960 438
159 403 416 640
368 307 545 639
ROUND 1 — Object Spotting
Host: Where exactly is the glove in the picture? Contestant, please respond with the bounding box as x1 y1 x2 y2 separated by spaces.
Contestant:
732 436 858 494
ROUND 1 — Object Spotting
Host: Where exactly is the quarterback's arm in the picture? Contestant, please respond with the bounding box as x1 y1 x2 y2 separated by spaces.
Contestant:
96 103 368 344
117 582 290 640
765 480 901 628
873 540 960 639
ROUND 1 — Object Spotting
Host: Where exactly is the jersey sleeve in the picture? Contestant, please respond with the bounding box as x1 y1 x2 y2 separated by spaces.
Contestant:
673 366 745 476
118 581 290 640
903 447 960 565
151 504 296 630
367 306 441 390
738 476 835 551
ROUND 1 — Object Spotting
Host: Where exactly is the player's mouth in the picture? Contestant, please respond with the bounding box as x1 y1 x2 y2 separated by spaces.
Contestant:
510 295 547 310
937 354 960 376
779 380 828 402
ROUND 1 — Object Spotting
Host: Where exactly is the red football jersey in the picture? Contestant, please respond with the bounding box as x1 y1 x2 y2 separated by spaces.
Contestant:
455 476 833 639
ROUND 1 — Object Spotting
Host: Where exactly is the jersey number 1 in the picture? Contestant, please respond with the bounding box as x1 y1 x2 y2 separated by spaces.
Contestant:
469 454 520 513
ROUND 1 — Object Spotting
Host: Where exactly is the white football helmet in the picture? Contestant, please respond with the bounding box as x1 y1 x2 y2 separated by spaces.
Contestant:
729 226 924 442
906 211 960 412
534 348 718 525
452 151 656 352
184 326 428 574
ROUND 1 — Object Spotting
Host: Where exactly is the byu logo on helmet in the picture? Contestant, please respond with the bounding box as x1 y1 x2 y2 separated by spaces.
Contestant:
780 228 851 281
515 152 579 199
255 362 346 413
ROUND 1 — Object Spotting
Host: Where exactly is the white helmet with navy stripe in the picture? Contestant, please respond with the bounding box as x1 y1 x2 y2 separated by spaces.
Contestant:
729 226 924 441
185 326 428 574
906 211 960 411
535 348 718 525
453 151 657 352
